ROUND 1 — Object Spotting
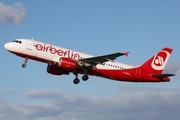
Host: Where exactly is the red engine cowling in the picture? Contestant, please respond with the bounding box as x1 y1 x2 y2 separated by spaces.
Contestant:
58 57 81 70
47 64 69 75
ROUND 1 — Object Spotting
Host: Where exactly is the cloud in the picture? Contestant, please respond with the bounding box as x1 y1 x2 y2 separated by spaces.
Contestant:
0 89 180 120
0 2 26 25
22 89 65 100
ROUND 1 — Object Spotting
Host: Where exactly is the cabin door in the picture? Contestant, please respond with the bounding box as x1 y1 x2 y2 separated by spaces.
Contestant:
135 68 141 78
27 40 33 50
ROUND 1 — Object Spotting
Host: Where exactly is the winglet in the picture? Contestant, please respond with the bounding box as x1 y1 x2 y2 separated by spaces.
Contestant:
124 52 129 56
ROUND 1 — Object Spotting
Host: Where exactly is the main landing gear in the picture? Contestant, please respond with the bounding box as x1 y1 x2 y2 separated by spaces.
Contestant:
82 69 89 81
82 74 89 81
73 73 80 84
22 58 28 68
73 72 89 84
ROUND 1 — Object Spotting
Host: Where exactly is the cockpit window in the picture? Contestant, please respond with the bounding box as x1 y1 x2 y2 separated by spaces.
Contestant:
12 40 22 44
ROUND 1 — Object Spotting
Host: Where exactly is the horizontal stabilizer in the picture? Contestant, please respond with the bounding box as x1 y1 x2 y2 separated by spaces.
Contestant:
150 73 175 79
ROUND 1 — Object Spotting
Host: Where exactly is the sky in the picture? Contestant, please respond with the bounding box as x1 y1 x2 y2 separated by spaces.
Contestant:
0 0 180 120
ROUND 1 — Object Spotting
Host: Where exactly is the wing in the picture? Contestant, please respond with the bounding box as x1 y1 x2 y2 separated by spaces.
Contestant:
78 52 129 67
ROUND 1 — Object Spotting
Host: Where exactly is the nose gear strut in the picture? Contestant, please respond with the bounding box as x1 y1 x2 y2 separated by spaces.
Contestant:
22 58 28 68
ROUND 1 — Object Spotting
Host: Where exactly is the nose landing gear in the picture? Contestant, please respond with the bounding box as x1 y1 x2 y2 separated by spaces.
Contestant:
22 58 28 68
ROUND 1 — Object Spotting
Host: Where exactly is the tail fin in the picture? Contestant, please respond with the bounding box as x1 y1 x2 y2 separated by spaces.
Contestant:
139 47 173 74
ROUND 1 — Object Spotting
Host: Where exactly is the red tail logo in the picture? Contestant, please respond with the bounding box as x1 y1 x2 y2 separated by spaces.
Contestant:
151 50 170 70
153 52 167 66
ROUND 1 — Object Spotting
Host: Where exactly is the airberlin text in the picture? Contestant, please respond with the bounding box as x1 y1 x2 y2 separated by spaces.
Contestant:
35 44 80 59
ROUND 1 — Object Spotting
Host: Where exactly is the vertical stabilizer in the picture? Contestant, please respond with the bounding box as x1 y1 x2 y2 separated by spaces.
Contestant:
139 47 172 74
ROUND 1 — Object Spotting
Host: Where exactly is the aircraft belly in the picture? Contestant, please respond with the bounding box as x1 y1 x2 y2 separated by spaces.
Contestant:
92 69 164 82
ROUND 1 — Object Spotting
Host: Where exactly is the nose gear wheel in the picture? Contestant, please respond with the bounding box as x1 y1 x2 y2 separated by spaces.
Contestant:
22 58 28 68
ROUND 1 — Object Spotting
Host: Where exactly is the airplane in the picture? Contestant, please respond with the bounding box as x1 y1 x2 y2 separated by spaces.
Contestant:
4 38 175 84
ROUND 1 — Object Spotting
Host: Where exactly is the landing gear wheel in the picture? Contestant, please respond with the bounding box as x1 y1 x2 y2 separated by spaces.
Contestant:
73 78 80 84
22 63 26 68
82 75 89 81
22 58 28 68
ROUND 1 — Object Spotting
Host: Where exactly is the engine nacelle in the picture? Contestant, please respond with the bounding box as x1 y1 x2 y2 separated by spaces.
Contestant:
47 64 69 75
58 57 81 70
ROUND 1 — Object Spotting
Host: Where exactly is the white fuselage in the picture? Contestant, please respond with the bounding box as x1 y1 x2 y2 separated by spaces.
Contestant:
4 38 135 70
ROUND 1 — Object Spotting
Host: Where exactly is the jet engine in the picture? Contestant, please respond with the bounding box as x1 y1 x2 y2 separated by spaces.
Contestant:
58 57 82 70
47 64 69 75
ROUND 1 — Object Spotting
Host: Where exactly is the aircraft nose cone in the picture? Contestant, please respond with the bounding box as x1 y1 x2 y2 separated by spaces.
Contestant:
4 43 8 49
4 43 13 51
